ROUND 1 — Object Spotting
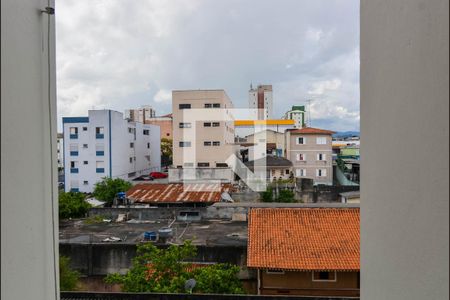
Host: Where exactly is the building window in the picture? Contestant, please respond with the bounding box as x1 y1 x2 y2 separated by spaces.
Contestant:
70 144 79 156
212 122 220 127
70 161 79 173
197 162 210 167
96 127 104 139
203 122 211 127
143 129 150 135
317 153 326 161
213 141 220 146
179 141 191 147
128 172 136 178
216 163 228 168
297 137 305 145
147 142 150 149
296 169 306 177
184 162 194 167
83 161 88 165
204 103 212 108
96 161 105 173
82 144 88 149
83 181 88 185
179 122 191 128
266 269 285 275
129 157 133 163
316 137 327 145
204 141 212 146
179 103 191 109
212 103 221 108
96 144 105 156
285 169 290 175
296 153 306 161
317 169 327 177
312 271 337 282
69 127 78 139
130 142 134 148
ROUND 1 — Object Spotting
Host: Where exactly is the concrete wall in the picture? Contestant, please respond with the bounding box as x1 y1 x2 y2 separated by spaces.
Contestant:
361 0 449 299
1 0 59 299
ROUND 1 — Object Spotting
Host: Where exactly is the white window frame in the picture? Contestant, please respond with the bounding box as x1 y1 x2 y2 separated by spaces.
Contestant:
316 169 327 177
316 137 327 145
317 153 326 161
296 153 306 161
296 137 306 145
312 271 337 282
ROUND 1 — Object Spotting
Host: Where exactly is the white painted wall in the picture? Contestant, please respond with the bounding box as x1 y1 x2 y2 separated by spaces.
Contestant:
1 0 59 298
361 0 449 299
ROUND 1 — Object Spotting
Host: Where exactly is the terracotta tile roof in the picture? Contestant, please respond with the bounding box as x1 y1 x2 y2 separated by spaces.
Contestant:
247 208 359 271
288 127 336 135
127 183 233 204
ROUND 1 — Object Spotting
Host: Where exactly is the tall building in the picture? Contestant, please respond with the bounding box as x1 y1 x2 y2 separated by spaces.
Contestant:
57 133 64 170
248 84 273 120
124 105 156 123
284 105 306 128
145 113 173 139
63 110 161 192
285 127 335 185
171 90 237 182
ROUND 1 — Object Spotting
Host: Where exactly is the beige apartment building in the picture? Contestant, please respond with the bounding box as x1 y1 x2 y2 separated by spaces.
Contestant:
171 90 237 182
285 127 335 185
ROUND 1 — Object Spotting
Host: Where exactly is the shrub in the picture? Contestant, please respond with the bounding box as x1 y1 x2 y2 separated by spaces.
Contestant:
59 191 91 219
92 177 132 205
60 256 80 291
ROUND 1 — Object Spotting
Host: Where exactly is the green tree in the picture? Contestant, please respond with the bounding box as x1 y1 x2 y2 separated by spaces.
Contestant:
60 256 80 291
261 187 273 202
161 138 173 167
277 189 295 203
92 177 132 205
193 264 244 294
105 241 244 294
59 191 91 219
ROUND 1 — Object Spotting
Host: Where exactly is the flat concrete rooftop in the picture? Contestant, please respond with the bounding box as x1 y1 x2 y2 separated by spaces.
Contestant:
59 219 247 247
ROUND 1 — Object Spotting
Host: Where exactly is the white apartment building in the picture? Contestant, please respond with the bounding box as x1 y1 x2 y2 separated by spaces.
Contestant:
248 84 273 120
124 105 156 123
171 90 237 182
57 133 64 170
63 110 161 192
283 105 306 128
285 127 335 185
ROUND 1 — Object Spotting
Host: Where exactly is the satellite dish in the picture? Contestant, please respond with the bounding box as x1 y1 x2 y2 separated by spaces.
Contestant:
221 192 234 203
184 278 196 293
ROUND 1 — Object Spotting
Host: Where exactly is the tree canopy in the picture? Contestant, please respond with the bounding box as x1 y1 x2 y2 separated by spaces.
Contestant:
59 191 91 219
60 256 80 291
92 177 132 205
105 241 244 294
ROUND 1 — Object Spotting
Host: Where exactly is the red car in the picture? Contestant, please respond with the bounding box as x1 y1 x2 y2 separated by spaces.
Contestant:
149 171 168 179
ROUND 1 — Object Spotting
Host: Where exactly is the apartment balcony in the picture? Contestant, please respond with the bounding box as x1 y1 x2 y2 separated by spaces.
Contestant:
70 134 78 139
96 133 105 139
70 168 79 173
96 151 105 156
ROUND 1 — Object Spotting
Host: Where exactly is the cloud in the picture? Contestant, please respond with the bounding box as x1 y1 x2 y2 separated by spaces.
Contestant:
56 0 360 131
154 89 172 103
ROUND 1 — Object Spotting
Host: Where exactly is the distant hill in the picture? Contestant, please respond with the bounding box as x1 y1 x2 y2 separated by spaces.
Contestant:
333 131 360 138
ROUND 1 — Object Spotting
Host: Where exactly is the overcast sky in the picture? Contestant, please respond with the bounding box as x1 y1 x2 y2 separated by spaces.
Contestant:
56 0 360 131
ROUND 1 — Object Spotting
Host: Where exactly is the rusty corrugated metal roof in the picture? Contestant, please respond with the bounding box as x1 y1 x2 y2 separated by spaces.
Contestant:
126 183 233 204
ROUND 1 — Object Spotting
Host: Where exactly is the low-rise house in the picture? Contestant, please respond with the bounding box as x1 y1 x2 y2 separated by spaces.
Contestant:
247 207 360 297
285 127 335 185
126 183 234 207
244 155 293 182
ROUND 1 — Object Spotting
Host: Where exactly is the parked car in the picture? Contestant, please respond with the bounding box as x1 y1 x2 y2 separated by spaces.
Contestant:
150 172 168 179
